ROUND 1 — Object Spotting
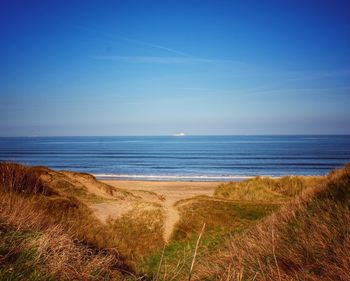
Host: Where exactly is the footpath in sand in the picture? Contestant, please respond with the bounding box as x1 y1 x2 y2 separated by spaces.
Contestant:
95 180 221 242
44 170 222 242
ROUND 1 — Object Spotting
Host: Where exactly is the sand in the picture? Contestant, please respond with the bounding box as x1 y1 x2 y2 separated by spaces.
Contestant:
44 170 224 241
101 180 222 203
101 180 223 241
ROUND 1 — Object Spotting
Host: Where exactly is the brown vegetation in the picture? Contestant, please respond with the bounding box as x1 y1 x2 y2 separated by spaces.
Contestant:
1 161 348 280
194 165 350 281
173 196 279 241
0 193 125 280
215 176 323 202
109 202 165 260
0 162 130 280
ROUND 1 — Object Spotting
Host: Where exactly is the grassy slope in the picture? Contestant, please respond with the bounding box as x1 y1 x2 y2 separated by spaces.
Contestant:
0 163 129 280
0 225 54 281
0 163 167 278
142 174 345 280
0 191 125 281
194 166 350 281
215 176 323 202
1 162 348 281
109 202 165 262
46 169 168 268
142 197 280 278
141 176 325 279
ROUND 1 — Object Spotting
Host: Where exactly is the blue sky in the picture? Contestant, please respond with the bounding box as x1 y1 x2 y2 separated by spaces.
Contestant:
1 0 350 136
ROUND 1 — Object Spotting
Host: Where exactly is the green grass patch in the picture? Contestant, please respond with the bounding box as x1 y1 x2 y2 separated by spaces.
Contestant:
141 198 279 278
0 226 53 281
173 198 279 240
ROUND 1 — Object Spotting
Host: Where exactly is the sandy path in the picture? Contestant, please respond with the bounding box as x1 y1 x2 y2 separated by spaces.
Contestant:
162 201 180 241
102 180 221 242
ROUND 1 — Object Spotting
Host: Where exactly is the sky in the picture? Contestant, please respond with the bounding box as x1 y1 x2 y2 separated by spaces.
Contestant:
1 0 350 136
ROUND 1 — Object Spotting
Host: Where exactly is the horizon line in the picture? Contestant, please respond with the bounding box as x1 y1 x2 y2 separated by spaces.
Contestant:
1 134 350 138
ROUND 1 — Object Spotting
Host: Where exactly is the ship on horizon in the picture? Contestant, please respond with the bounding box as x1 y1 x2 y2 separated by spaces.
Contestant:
173 132 186 137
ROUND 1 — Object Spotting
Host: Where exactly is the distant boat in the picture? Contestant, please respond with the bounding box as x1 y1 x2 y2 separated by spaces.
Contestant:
173 132 186 137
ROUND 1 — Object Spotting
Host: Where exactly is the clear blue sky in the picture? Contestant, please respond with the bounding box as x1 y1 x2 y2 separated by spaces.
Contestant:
1 0 350 136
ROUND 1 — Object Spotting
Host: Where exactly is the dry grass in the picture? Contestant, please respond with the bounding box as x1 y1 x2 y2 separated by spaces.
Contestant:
109 202 166 268
173 197 279 241
0 162 132 253
1 161 349 281
45 170 137 202
193 165 350 281
0 191 125 280
0 162 54 196
0 162 133 279
215 176 323 202
142 197 279 279
0 162 168 278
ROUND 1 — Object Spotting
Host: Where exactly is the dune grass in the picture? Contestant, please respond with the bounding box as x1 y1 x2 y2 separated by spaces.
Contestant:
0 191 125 280
173 197 279 241
142 197 279 279
108 202 165 270
0 162 165 276
0 226 53 281
0 162 131 279
42 170 137 203
193 165 350 281
215 176 323 202
1 161 348 280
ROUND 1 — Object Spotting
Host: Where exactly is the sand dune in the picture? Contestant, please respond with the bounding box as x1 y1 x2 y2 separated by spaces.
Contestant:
42 169 223 242
102 180 221 241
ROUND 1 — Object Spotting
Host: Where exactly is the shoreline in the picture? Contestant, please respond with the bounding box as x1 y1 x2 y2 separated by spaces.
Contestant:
99 178 233 183
95 174 255 182
101 180 224 203
94 172 326 182
101 179 224 188
96 175 284 182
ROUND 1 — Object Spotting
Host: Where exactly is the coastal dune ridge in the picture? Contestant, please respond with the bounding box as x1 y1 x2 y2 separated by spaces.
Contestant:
0 161 348 280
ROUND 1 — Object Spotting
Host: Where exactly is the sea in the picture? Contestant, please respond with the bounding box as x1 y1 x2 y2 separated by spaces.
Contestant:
0 135 349 181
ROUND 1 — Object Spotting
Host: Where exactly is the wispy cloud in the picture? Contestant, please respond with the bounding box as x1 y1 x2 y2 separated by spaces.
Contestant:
219 86 350 98
249 86 350 96
267 69 350 83
175 84 350 98
92 55 237 64
120 38 190 57
78 26 245 65
76 25 190 57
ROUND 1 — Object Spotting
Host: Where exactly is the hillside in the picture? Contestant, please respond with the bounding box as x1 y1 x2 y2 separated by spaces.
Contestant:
0 163 130 280
193 165 350 280
0 162 348 280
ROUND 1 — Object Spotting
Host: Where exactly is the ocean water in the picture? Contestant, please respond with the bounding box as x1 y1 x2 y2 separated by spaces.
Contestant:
0 135 349 181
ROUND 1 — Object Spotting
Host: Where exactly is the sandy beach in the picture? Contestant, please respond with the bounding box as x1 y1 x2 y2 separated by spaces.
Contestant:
101 180 223 203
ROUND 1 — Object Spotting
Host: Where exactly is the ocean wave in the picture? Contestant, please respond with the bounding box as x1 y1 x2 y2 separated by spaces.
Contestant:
92 173 259 180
